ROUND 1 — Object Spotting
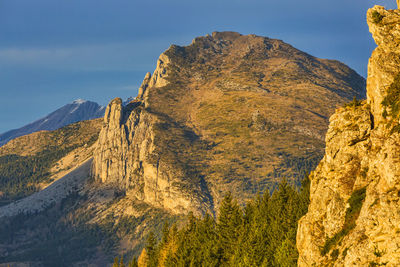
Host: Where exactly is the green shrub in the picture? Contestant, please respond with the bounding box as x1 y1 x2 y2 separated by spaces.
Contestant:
321 227 351 256
342 247 349 257
344 96 362 108
382 73 400 119
381 73 400 133
331 249 339 261
345 187 367 224
372 11 384 24
373 246 385 257
321 187 366 255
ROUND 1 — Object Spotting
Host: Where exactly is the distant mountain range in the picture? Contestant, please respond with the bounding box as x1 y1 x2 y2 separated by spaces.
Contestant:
0 99 105 146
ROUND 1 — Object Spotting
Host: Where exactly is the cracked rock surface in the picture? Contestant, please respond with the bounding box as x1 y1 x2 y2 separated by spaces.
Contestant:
297 6 400 266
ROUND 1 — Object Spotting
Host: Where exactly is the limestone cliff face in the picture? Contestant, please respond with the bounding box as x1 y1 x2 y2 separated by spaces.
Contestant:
93 96 212 215
297 6 400 266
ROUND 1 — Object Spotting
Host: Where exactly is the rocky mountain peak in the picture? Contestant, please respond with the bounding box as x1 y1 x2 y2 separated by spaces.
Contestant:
93 31 365 217
211 31 242 40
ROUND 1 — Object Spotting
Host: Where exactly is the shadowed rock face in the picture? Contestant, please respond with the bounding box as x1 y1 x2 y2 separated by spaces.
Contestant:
93 31 365 216
297 6 400 266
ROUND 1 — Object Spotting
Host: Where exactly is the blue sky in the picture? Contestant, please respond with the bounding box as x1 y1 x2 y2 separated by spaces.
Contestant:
0 0 396 133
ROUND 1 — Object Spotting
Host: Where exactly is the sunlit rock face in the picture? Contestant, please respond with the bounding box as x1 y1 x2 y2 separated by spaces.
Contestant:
297 6 400 266
93 31 365 217
93 97 211 216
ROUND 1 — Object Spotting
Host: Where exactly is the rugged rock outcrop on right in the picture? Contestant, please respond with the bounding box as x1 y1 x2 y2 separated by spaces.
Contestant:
297 6 400 266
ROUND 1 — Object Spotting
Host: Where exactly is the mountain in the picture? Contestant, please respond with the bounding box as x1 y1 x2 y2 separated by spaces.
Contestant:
0 99 105 146
93 31 366 216
297 6 400 266
0 32 366 266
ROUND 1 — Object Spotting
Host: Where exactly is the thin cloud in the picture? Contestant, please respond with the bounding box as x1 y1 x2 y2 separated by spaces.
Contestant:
0 48 71 62
0 41 166 72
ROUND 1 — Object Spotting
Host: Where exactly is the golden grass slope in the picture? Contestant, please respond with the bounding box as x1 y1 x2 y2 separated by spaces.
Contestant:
142 31 366 203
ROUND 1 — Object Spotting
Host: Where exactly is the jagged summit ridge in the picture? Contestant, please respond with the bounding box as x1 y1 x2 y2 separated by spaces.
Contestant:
141 31 365 100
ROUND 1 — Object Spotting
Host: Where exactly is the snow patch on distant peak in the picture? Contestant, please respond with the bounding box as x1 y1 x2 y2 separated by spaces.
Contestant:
72 99 87 105
70 106 80 114
39 118 49 126
70 99 87 113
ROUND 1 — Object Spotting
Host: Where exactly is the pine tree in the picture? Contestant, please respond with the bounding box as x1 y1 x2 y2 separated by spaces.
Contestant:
138 249 149 267
113 257 120 267
128 256 138 267
160 221 170 246
275 230 298 267
233 191 272 266
158 224 179 267
217 192 243 264
119 255 125 267
145 231 158 267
